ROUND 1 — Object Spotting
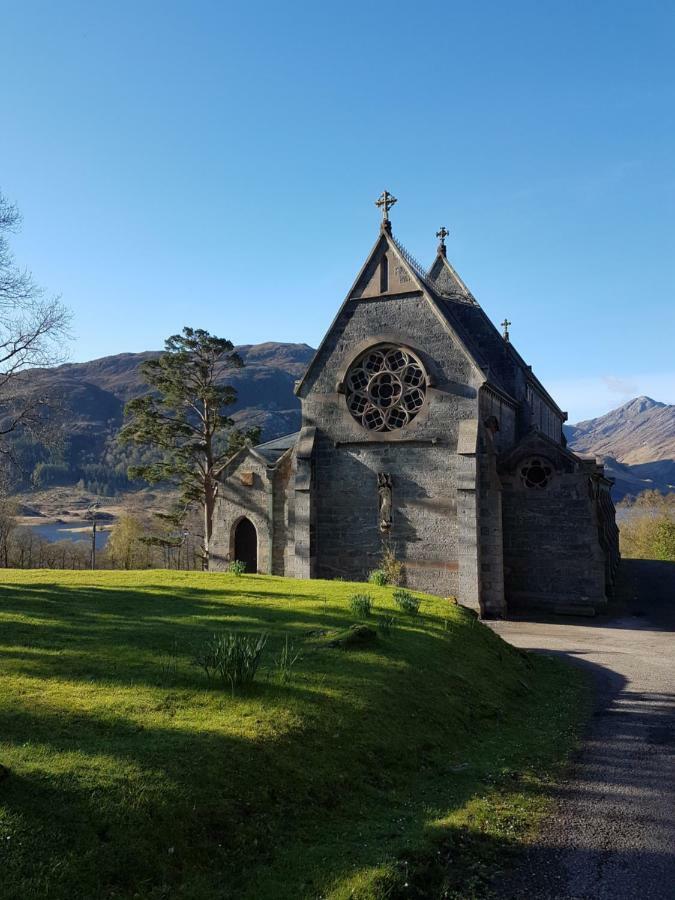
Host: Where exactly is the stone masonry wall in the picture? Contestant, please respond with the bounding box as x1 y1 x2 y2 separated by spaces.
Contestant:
501 468 607 610
210 454 272 573
299 292 484 599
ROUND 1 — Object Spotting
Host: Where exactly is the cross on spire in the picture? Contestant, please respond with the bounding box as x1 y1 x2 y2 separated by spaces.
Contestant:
375 190 397 231
501 318 512 342
436 225 449 256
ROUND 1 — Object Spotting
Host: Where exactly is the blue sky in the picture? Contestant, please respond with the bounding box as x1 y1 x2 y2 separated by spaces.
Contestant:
1 0 673 421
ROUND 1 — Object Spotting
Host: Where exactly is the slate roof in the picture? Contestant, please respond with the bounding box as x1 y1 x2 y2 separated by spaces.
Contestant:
425 251 565 415
295 224 565 419
254 431 299 464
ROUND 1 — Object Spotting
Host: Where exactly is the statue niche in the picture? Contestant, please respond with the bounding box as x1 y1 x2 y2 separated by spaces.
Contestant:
377 473 393 532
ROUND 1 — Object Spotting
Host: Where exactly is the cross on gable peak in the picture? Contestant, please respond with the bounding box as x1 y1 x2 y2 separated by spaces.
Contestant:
501 318 512 342
375 190 397 232
436 225 449 256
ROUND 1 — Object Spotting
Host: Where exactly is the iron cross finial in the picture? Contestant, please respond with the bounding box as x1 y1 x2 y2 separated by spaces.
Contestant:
501 318 512 342
436 226 449 256
375 190 397 229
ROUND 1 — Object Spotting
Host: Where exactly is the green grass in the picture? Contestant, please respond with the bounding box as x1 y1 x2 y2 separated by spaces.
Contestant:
0 570 589 899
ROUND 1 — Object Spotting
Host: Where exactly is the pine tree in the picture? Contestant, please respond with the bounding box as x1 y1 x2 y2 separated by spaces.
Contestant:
120 327 260 567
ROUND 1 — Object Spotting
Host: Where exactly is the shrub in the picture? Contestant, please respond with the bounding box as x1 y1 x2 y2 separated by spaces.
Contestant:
275 635 302 684
653 520 675 561
349 593 373 618
393 589 421 617
381 545 403 585
377 614 396 636
368 569 388 586
194 631 268 694
228 559 247 575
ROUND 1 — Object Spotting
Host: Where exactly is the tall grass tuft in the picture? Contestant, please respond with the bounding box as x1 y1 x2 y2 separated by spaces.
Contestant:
393 589 421 617
275 635 302 684
349 593 373 618
377 614 396 636
194 632 268 694
368 570 388 586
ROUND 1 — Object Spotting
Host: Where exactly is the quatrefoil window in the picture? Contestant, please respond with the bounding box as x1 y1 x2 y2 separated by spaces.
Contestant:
520 458 553 489
346 345 427 432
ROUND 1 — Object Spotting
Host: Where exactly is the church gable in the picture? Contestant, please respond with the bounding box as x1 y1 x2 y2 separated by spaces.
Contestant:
296 203 485 403
427 237 475 302
349 235 420 300
209 193 617 621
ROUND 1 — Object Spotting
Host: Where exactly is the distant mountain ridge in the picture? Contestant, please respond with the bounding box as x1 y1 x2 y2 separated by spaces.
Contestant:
14 344 675 501
29 341 315 438
7 342 314 495
565 396 675 499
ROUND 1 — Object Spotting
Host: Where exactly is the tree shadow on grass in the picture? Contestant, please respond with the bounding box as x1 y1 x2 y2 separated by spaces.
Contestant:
0 581 459 693
0 658 520 900
1 579 632 899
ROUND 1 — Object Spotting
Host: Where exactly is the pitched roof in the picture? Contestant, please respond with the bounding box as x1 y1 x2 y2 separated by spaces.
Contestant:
254 431 300 464
294 224 565 420
426 252 566 417
294 226 485 395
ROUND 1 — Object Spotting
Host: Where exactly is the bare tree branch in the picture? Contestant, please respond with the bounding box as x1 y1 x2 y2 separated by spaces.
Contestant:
0 189 71 482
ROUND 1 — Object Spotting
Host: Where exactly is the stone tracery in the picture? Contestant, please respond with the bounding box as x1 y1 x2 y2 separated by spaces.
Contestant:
346 345 426 432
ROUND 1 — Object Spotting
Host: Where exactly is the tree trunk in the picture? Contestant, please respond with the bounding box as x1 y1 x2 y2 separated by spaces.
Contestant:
203 473 217 571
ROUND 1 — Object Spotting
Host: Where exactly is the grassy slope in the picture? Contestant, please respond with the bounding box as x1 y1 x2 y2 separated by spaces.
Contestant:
0 571 588 899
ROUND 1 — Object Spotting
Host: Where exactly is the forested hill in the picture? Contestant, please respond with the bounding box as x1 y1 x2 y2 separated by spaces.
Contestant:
12 342 315 495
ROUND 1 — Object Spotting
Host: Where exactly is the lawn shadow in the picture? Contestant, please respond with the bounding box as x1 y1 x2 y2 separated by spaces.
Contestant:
492 646 675 898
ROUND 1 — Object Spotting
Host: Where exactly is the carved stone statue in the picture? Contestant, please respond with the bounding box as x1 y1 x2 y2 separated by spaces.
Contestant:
377 473 393 532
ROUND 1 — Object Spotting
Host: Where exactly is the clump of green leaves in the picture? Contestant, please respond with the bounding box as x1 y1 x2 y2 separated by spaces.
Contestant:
275 635 302 684
193 631 268 694
393 589 421 617
228 559 247 576
349 593 373 618
368 569 388 586
377 614 396 636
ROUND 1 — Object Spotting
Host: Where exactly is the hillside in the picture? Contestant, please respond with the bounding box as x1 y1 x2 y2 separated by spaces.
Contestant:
566 397 675 464
9 342 314 494
566 397 675 499
29 341 314 436
0 569 586 900
10 342 674 503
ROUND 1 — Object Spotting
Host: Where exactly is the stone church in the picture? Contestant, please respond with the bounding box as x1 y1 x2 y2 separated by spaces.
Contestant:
210 193 619 617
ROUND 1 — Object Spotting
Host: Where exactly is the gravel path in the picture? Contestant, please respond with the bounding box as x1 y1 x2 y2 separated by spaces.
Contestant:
488 560 675 900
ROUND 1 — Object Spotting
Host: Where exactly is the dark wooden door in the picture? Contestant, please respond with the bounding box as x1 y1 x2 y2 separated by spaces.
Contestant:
234 518 257 573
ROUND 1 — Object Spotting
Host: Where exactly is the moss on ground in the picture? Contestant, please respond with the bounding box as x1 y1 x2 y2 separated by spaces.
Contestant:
0 570 589 899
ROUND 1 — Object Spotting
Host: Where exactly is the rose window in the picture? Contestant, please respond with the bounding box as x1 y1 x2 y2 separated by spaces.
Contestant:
520 458 553 489
345 345 427 432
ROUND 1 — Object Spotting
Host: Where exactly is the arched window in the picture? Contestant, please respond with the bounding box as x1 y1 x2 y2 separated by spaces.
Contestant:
233 518 257 572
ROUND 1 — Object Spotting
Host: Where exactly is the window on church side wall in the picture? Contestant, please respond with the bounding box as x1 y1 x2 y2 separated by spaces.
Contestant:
345 344 427 432
520 458 553 489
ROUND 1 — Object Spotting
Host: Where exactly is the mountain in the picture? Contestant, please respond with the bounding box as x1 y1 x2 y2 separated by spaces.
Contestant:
13 346 675 503
10 342 315 494
565 397 675 499
28 341 314 437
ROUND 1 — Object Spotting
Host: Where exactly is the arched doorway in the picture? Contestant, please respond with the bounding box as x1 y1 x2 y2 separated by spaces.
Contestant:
233 518 257 573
